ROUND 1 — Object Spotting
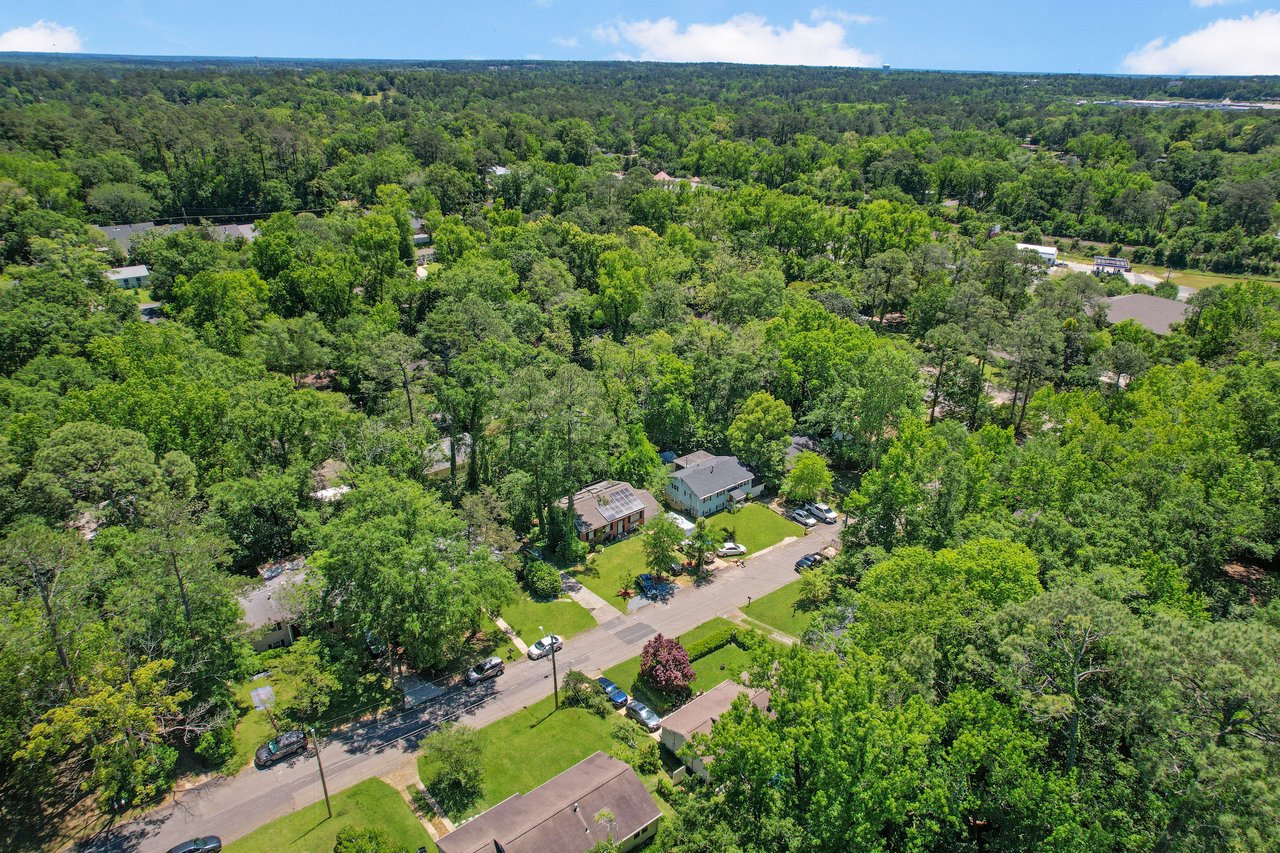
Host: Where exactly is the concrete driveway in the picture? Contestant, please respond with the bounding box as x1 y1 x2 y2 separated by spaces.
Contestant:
75 518 842 852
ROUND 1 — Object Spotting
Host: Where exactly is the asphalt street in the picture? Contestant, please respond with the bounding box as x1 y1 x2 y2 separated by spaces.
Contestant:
76 519 841 853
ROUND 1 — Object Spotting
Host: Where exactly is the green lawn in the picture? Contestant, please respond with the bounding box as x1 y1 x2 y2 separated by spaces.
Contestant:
225 778 434 853
706 503 803 555
417 695 630 821
742 579 817 639
571 535 646 612
601 617 751 714
476 616 520 663
499 593 596 646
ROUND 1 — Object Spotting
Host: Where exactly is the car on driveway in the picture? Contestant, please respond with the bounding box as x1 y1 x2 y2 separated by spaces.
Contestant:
795 554 818 572
597 676 629 708
528 634 564 660
637 573 658 598
717 541 747 558
805 502 839 523
465 656 505 685
791 508 818 528
254 729 307 768
626 699 662 732
166 838 222 853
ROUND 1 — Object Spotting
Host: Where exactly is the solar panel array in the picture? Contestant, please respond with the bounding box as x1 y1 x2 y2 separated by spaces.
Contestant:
597 485 644 522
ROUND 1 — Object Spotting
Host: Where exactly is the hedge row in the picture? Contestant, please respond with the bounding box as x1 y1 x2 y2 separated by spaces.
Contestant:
686 626 766 661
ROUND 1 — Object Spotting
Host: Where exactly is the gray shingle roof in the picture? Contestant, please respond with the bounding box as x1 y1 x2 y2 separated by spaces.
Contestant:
1100 293 1191 335
660 681 770 741
436 752 660 853
670 455 755 500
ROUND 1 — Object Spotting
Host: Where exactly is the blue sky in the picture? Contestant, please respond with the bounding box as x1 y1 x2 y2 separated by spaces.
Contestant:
3 1 1280 75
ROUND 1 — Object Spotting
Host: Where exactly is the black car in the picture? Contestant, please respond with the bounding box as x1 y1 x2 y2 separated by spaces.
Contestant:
254 729 307 767
794 554 817 572
166 838 222 853
465 656 505 685
597 676 629 708
626 699 662 732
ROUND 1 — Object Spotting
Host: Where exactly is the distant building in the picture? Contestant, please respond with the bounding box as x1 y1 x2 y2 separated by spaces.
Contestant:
1097 293 1192 336
106 264 150 288
239 559 307 651
1016 243 1059 265
557 480 660 544
98 221 184 253
666 451 760 518
784 435 821 471
427 433 472 478
310 459 351 503
209 222 258 242
436 751 661 853
1094 256 1131 275
660 681 771 781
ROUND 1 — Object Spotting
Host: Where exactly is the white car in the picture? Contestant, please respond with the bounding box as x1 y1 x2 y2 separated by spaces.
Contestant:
791 508 818 528
528 634 564 660
805 502 838 523
717 541 747 558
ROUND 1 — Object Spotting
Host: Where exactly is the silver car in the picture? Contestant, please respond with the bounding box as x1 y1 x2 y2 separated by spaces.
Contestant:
805 502 838 523
626 699 662 732
528 634 564 660
791 508 818 528
717 541 747 558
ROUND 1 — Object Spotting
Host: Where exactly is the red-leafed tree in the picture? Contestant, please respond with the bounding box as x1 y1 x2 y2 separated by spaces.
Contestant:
639 633 695 698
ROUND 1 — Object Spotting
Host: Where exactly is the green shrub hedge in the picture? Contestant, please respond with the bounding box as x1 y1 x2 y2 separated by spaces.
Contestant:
686 626 765 661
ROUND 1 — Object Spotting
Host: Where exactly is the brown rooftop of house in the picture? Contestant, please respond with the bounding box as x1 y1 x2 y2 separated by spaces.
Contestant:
660 680 770 741
671 450 715 469
436 751 661 853
556 480 658 534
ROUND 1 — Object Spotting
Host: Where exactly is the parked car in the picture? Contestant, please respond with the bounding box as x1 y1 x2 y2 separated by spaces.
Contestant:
794 554 818 572
667 560 686 576
791 508 818 528
805 502 838 523
637 573 658 597
806 552 826 565
166 838 222 853
465 656 505 685
528 634 564 660
626 699 662 732
717 541 747 558
596 676 629 708
254 729 307 767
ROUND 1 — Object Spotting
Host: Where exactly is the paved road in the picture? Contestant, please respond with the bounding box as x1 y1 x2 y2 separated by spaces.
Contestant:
76 521 841 853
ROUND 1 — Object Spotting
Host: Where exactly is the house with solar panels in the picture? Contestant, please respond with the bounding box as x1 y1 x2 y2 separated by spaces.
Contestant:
557 481 660 545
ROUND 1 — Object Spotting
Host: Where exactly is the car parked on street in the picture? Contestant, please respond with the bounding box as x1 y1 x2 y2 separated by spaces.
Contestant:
597 675 629 707
794 554 818 572
626 699 662 732
805 502 839 523
166 837 223 853
254 729 307 768
465 656 505 685
528 634 563 660
791 508 818 527
717 541 747 558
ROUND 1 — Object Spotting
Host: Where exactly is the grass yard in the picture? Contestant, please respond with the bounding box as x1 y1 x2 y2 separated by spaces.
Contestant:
499 593 596 646
225 778 434 853
417 695 628 821
743 579 817 639
571 535 646 612
476 615 520 663
601 617 753 714
707 503 803 555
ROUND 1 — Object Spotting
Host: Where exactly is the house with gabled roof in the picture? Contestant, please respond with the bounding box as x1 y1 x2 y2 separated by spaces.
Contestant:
665 451 760 518
558 480 659 544
436 751 661 853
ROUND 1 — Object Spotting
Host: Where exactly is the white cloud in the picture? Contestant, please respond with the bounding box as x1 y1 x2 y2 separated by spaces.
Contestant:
553 36 579 47
0 20 83 53
1122 10 1280 74
592 13 878 66
1191 0 1242 6
810 7 878 25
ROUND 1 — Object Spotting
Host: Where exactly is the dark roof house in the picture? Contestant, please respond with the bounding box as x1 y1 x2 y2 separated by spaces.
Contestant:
1098 293 1192 335
557 480 659 543
436 752 661 853
665 452 758 517
660 681 771 781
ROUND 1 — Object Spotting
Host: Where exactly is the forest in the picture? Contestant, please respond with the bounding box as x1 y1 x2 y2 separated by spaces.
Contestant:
1 56 1279 851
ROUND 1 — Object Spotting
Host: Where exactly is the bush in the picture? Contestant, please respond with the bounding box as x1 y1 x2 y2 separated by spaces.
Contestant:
685 626 737 661
609 719 661 775
525 560 563 599
194 721 236 768
563 669 613 718
333 826 406 853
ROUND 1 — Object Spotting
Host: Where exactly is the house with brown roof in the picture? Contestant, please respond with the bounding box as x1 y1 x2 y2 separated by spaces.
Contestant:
659 681 770 781
436 751 661 853
557 480 659 544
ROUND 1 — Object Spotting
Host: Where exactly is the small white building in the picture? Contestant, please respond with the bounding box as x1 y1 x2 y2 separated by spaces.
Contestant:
1015 243 1058 265
106 264 150 288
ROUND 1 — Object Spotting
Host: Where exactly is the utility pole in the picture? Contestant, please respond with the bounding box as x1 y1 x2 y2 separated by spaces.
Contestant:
311 727 333 819
541 625 559 710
